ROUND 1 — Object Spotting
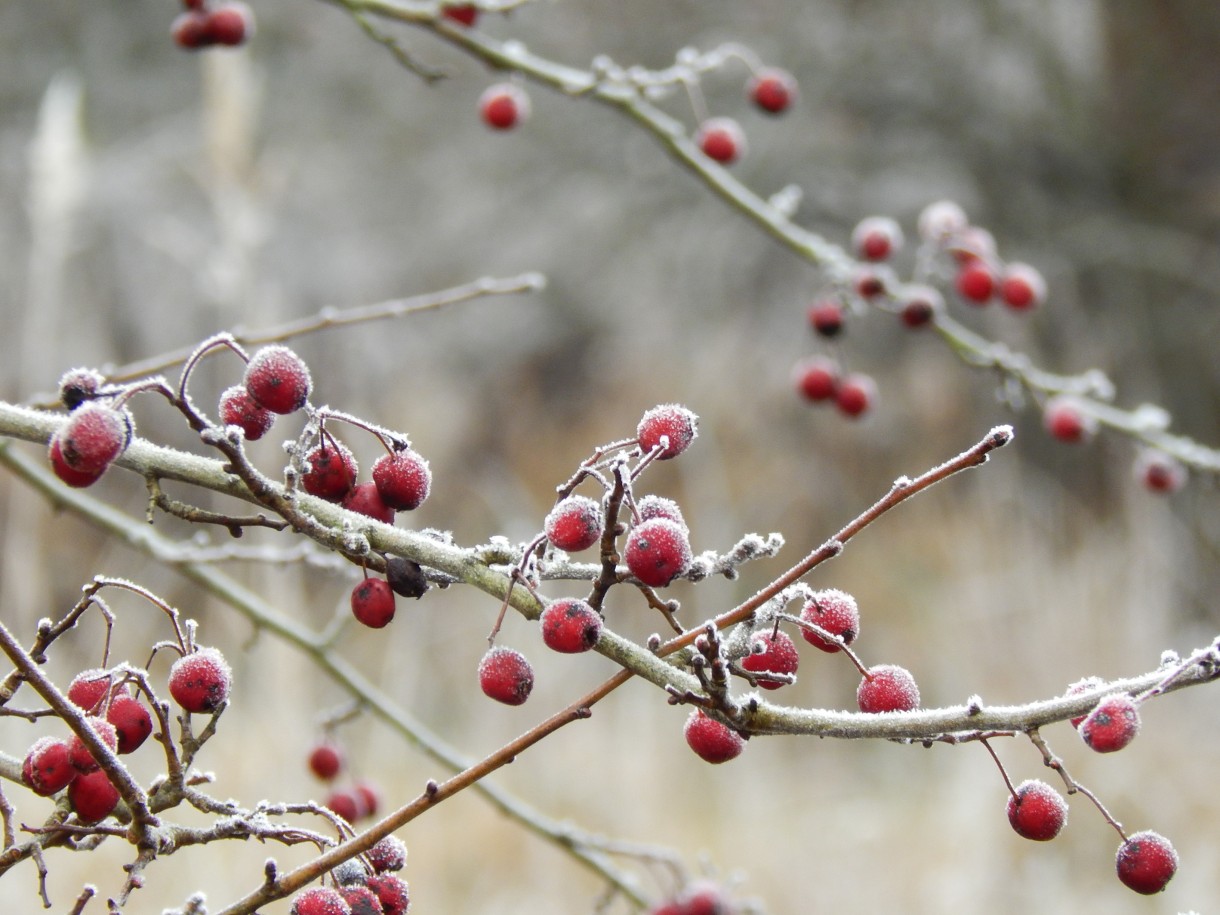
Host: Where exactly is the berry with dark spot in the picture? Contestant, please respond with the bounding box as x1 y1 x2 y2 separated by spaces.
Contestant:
22 737 76 796
53 403 132 474
807 299 845 337
544 495 603 552
799 588 859 652
48 435 107 487
67 669 118 711
540 598 603 653
351 578 396 629
478 646 534 706
58 368 104 410
637 404 698 460
168 646 232 713
339 885 382 915
625 518 692 587
106 694 154 754
366 874 411 915
68 769 121 822
302 441 359 502
367 834 407 873
1115 830 1177 895
1135 450 1186 494
386 557 429 599
1080 694 1140 753
1064 675 1104 728
243 345 312 414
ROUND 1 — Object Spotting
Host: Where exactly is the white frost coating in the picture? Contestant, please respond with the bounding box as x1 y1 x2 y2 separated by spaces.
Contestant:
1159 649 1181 667
1132 402 1172 432
768 184 803 218
1083 367 1116 400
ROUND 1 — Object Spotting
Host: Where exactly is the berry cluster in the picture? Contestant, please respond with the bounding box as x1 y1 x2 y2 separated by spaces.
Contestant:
305 736 386 826
648 879 737 915
171 0 254 50
288 833 411 915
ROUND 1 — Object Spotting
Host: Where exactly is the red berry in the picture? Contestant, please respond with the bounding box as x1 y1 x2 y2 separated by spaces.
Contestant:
1064 675 1104 728
676 881 732 915
740 630 799 689
366 874 411 915
539 597 603 653
899 286 942 328
443 3 479 25
637 404 698 460
324 789 364 824
342 481 396 524
48 435 107 487
748 67 797 114
480 83 530 130
67 668 118 711
955 261 996 304
793 356 840 403
1079 693 1140 753
54 403 132 474
478 646 534 706
243 345 312 414
205 2 254 46
834 373 876 418
371 448 432 511
171 10 212 49
544 495 604 552
798 588 859 652
291 886 353 915
1006 779 1068 841
683 709 744 764
807 299 845 337
22 737 76 796
916 200 968 243
1135 450 1186 494
58 368 104 410
635 494 688 531
168 646 232 713
857 664 920 713
354 780 381 818
106 694 154 754
999 262 1046 311
1043 395 1096 444
219 385 275 441
367 834 408 873
308 742 344 781
68 768 121 823
339 886 382 915
851 216 904 262
695 117 746 165
1115 830 1177 895
302 441 359 502
68 717 119 773
625 518 692 587
853 267 886 298
351 578 396 629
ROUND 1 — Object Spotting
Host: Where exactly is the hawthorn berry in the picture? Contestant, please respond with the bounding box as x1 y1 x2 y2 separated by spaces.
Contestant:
1064 675 1104 728
68 768 121 823
1115 830 1177 895
324 789 364 824
58 368 104 410
219 384 276 441
1079 693 1140 753
168 646 232 713
899 286 942 328
695 117 746 165
342 481 396 524
539 597 603 653
290 886 353 915
851 215 904 262
480 83 530 130
793 356 840 403
48 435 107 487
807 299 845 337
637 404 699 460
999 262 1046 311
68 717 119 773
635 494 688 532
683 709 745 764
366 874 411 915
339 886 383 915
544 494 604 552
442 3 479 25
834 373 876 418
243 345 312 414
308 741 345 781
740 629 799 689
853 267 886 299
625 518 692 587
171 10 212 49
367 834 408 873
351 578 396 629
209 1 254 44
54 403 132 474
478 646 535 706
67 668 117 711
798 588 859 652
1134 449 1186 494
302 441 359 502
1006 779 1068 841
955 261 996 304
857 664 920 713
748 67 797 114
1043 395 1096 444
106 693 154 754
22 737 76 796
371 448 432 511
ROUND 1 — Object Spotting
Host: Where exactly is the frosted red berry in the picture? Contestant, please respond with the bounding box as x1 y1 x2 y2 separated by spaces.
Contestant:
636 494 688 531
324 789 364 824
106 694 153 754
899 286 942 328
366 874 411 915
807 299 845 337
367 834 407 873
1079 693 1140 753
1006 779 1068 841
851 215 904 262
480 83 530 130
857 664 920 713
48 435 107 487
54 403 132 474
793 356 839 403
443 3 479 25
677 881 732 915
22 737 76 796
302 441 359 502
58 368 104 410
1064 675 1104 728
748 67 797 114
308 741 344 781
955 261 996 304
544 495 603 552
371 448 432 511
1043 395 1096 444
219 385 275 441
1135 450 1186 494
740 630 799 689
291 886 353 915
67 668 117 711
168 646 232 713
68 769 121 823
999 262 1046 311
351 578 396 629
478 646 534 706
695 117 746 165
625 518 692 587
834 373 876 418
637 404 698 460
540 597 603 653
172 10 212 49
243 345 312 414
683 709 744 764
206 2 254 46
799 589 859 652
68 717 119 773
342 481 396 524
337 886 381 915
853 267 886 298
1115 830 1177 895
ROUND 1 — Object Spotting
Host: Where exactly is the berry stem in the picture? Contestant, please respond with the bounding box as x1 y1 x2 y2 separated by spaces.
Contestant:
1025 728 1126 839
979 736 1017 799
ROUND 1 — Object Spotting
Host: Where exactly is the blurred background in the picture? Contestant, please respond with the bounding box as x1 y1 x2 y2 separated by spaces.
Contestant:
1 1 1218 912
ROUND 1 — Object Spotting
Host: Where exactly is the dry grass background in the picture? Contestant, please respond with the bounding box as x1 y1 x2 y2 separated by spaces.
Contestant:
1 1 1219 912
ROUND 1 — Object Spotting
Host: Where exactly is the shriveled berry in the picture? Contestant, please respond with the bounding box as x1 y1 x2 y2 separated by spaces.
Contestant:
339 886 382 915
342 482 396 524
625 518 692 587
799 588 860 652
106 694 154 754
168 646 232 713
999 262 1046 311
302 441 359 502
324 789 364 824
68 769 121 823
371 448 431 511
22 737 76 796
366 874 410 915
635 494 688 532
205 1 254 46
219 385 275 441
67 668 118 711
1043 395 1096 444
807 299 845 337
49 435 106 487
544 495 603 552
695 117 746 165
637 404 698 460
308 741 344 781
955 261 996 304
857 664 920 713
480 83 530 130
1080 693 1140 753
58 368 104 410
243 345 312 414
793 356 839 403
55 403 132 473
748 67 797 114
332 859 370 886
1115 830 1177 895
367 834 407 873
1064 675 1104 728
443 3 479 25
834 373 876 418
851 215 904 262
740 629 799 689
683 709 745 764
68 717 119 773
351 578 396 629
1006 779 1068 841
1135 450 1186 494
478 646 534 706
386 557 429 599
540 598 603 653
899 286 942 328
291 886 353 915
